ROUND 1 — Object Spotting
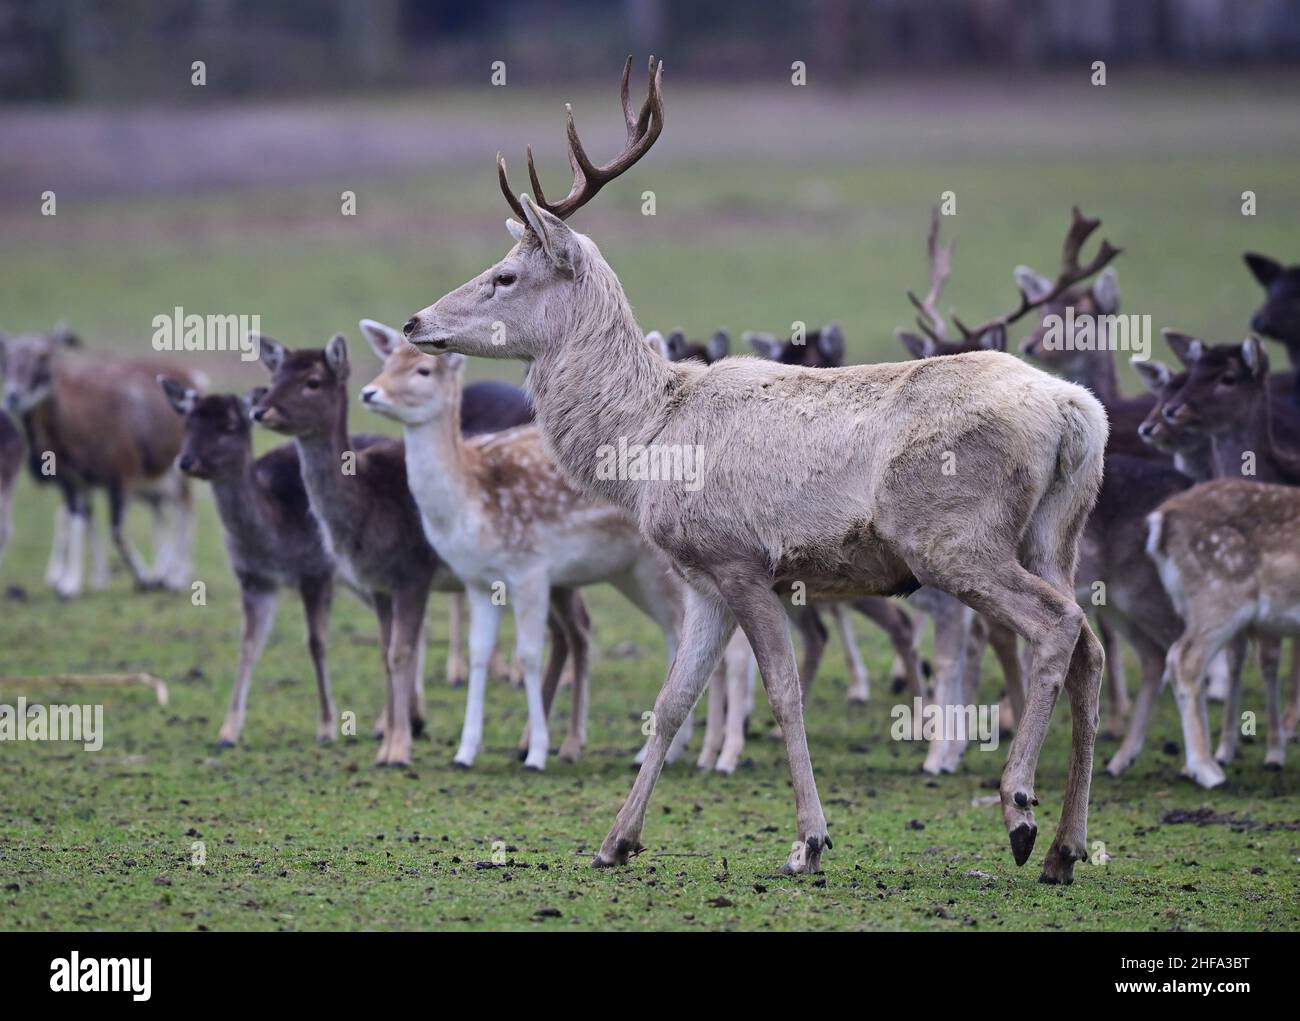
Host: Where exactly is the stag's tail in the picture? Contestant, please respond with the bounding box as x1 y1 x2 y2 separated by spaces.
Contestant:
1020 387 1108 592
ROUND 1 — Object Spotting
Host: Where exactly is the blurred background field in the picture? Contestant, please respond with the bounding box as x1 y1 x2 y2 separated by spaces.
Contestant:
0 1 1298 930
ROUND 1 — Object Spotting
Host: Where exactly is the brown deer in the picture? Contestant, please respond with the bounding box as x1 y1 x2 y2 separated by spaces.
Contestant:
0 410 19 571
404 57 1109 882
0 326 199 598
250 334 583 766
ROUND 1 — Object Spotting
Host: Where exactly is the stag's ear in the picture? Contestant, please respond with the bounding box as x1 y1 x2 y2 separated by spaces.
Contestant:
706 329 730 363
505 218 526 242
157 376 196 416
1132 358 1172 393
1244 252 1282 288
896 329 936 360
256 335 285 374
1241 335 1269 378
520 194 581 279
744 331 783 360
645 331 671 360
359 319 403 361
974 324 1006 351
241 386 268 419
1014 266 1055 303
1092 267 1120 314
1163 329 1205 366
817 322 845 364
325 334 349 378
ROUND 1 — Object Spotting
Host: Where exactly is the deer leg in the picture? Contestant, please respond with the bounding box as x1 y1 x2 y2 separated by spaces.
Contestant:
88 499 110 591
720 578 832 876
445 591 467 688
377 585 428 768
936 560 1087 874
370 592 394 746
985 617 1023 731
832 603 870 703
520 591 582 759
56 495 88 600
507 572 553 770
614 559 689 766
696 659 728 772
1214 636 1247 765
1167 625 1236 789
1286 639 1300 741
0 479 11 572
851 598 922 703
299 575 337 744
1105 625 1170 776
167 479 195 589
1260 636 1286 770
106 483 152 591
454 586 503 768
922 591 974 775
45 502 68 588
593 583 734 868
217 580 278 747
768 603 826 741
715 629 756 775
555 589 591 763
1096 615 1131 738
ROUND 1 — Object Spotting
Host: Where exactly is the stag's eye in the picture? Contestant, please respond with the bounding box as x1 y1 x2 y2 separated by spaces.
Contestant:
494 271 517 288
417 367 432 377
305 378 321 390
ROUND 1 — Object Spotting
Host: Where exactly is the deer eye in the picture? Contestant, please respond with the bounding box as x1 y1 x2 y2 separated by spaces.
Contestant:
417 367 432 377
305 378 321 390
1219 373 1238 386
494 271 517 288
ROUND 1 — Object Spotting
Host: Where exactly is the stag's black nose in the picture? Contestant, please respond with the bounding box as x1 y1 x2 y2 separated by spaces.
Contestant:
251 408 266 422
360 388 376 403
403 317 419 337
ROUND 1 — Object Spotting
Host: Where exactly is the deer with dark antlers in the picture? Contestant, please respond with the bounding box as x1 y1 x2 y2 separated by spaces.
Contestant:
404 57 1109 882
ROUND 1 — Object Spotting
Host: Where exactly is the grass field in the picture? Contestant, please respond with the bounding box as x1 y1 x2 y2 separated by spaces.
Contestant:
0 74 1298 931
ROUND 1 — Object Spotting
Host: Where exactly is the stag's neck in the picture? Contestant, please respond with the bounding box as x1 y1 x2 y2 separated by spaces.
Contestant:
402 402 475 537
527 277 678 512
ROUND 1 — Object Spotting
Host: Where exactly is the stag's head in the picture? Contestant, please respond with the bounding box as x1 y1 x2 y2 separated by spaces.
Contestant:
359 318 465 426
1155 330 1270 440
251 335 351 438
0 325 79 416
159 379 257 480
1244 252 1300 345
405 57 664 364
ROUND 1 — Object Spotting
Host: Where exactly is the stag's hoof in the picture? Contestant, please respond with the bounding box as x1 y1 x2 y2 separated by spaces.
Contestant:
1008 823 1037 866
1039 840 1086 885
778 833 831 875
591 838 641 868
558 737 583 763
1182 760 1226 789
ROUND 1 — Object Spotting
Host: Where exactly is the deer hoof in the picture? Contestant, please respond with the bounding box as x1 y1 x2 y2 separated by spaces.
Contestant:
778 833 829 876
1039 841 1085 885
1008 823 1037 866
411 718 426 739
215 737 236 750
591 838 641 868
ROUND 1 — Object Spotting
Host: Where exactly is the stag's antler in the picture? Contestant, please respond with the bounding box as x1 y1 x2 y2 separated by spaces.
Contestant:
953 206 1122 341
497 56 665 223
906 207 954 342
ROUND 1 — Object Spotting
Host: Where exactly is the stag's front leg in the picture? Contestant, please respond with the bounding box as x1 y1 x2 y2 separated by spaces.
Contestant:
594 585 734 867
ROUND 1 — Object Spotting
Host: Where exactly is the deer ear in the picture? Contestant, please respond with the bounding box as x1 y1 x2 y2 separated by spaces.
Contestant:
665 329 688 359
1241 336 1269 378
1014 266 1055 303
817 322 845 364
896 329 936 360
645 331 671 359
1132 358 1172 393
706 329 730 363
1163 329 1205 366
520 194 580 278
744 331 783 360
1244 252 1282 288
242 386 268 418
505 219 525 242
359 319 402 360
1092 267 1120 314
975 324 1006 351
157 375 196 415
51 320 80 348
255 335 285 374
325 334 349 377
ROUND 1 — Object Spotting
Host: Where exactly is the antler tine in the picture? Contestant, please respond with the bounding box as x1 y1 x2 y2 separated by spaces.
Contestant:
496 153 527 222
497 55 664 223
906 207 953 341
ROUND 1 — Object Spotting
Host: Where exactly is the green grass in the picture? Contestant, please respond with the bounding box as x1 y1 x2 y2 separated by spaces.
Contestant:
1 76 1298 930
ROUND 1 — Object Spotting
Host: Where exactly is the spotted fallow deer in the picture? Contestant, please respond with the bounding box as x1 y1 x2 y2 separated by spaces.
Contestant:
0 326 199 597
250 335 584 766
358 319 684 769
404 57 1109 881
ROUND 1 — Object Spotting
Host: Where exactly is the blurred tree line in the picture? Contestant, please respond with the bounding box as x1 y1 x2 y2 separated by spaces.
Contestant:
3 0 1298 101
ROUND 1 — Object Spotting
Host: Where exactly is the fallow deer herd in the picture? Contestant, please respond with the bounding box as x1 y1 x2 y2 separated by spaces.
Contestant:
1 57 1297 884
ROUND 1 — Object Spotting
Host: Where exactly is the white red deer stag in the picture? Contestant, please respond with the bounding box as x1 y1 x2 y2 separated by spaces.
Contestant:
404 57 1110 882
